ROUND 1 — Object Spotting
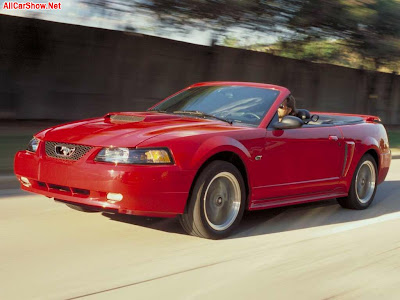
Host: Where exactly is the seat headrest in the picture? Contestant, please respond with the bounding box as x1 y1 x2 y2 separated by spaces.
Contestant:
296 109 311 120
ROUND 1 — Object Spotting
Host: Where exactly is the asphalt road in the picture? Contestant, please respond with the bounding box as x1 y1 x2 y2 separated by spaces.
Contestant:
1 160 400 300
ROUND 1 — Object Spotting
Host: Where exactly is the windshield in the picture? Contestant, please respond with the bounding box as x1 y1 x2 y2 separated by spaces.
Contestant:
149 86 280 126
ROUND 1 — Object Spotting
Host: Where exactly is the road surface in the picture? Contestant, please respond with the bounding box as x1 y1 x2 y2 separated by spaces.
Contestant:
1 160 400 300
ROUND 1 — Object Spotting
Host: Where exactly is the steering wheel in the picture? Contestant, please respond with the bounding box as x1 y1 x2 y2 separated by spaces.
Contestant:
243 113 261 120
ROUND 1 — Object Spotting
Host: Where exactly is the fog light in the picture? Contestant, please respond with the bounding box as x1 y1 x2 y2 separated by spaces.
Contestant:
20 176 31 187
107 193 123 203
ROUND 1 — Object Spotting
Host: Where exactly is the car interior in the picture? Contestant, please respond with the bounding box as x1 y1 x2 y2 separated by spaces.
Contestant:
269 98 364 129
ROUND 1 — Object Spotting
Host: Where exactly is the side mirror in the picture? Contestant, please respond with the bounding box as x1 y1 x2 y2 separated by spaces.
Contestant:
273 116 303 130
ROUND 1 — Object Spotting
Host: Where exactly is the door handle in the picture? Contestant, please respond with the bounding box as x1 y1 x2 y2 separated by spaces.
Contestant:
329 135 339 141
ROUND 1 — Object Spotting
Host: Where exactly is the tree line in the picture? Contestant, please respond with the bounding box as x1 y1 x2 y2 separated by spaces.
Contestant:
81 0 400 72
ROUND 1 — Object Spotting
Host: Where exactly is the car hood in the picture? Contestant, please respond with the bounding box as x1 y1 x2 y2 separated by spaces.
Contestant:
38 112 239 147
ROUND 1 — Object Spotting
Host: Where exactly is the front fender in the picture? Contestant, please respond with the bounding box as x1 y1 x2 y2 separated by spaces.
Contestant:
190 136 251 171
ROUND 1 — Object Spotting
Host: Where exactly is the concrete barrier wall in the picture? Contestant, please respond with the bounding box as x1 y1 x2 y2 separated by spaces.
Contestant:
1 15 399 125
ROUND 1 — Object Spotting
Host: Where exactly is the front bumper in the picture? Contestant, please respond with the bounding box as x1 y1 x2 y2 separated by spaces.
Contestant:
14 147 196 217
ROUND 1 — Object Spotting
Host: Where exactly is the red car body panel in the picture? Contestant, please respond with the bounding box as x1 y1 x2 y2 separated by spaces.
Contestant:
14 82 391 217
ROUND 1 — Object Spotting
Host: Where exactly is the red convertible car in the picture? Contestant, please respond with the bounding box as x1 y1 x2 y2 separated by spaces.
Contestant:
14 82 391 239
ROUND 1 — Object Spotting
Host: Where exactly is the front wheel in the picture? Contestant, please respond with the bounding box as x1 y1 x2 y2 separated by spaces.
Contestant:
337 154 378 210
179 160 246 239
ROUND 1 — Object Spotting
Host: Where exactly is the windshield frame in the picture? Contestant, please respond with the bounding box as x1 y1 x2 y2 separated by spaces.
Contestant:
148 84 282 127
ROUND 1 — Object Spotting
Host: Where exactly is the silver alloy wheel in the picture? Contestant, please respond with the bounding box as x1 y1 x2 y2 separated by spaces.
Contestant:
203 172 241 231
355 160 376 204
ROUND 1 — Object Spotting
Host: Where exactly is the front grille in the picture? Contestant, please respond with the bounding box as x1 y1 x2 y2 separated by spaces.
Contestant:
45 141 92 161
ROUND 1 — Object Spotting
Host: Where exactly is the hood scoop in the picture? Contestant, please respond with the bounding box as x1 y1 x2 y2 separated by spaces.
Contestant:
105 112 187 124
107 114 145 123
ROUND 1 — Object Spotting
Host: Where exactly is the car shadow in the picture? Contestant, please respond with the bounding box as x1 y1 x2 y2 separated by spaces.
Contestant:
102 213 186 235
102 180 400 239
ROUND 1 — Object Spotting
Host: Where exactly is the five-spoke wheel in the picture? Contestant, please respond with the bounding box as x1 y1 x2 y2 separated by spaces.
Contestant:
338 154 378 209
204 172 242 231
179 160 246 239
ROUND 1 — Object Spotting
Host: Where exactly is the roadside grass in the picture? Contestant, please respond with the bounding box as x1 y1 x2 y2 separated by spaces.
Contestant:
0 134 33 174
388 130 400 149
0 121 59 174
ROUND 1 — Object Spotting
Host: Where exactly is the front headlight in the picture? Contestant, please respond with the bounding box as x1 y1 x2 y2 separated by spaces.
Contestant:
27 137 39 152
95 148 173 164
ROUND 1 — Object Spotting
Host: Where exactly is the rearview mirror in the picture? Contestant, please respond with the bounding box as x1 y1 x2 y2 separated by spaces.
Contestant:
273 116 303 130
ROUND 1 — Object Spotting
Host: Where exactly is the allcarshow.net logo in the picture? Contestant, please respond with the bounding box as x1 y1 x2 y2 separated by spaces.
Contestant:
2 1 61 10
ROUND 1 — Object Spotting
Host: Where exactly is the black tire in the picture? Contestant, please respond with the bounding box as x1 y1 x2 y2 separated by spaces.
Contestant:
337 153 378 210
179 160 246 239
65 203 99 213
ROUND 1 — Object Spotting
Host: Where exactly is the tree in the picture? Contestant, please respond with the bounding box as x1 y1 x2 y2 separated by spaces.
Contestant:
81 0 300 36
80 0 400 71
138 1 288 31
288 0 400 69
80 0 136 15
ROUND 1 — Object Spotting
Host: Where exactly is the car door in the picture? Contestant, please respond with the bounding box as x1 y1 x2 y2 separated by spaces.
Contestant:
252 123 345 201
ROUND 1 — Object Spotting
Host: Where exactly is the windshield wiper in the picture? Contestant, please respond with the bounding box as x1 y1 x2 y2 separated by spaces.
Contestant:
172 110 233 125
148 109 168 113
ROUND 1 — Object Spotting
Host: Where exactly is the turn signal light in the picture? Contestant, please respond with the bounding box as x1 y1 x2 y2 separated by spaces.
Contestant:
20 176 31 187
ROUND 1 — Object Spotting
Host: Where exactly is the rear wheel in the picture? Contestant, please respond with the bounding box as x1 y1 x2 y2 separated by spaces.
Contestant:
179 160 246 239
337 154 377 210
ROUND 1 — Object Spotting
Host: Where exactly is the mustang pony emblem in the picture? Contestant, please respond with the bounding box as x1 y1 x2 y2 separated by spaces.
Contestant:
55 145 76 157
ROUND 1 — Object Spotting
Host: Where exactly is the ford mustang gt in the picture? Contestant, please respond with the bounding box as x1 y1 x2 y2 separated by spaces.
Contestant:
14 82 392 239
